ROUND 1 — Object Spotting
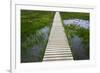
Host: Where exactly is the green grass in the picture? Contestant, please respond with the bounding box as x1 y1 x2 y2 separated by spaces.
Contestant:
21 10 55 41
60 12 89 20
21 10 55 62
60 12 90 60
64 24 89 56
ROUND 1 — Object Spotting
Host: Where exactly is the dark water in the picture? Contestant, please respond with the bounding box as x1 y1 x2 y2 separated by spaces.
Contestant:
30 27 50 61
63 19 89 60
71 35 89 60
21 26 50 62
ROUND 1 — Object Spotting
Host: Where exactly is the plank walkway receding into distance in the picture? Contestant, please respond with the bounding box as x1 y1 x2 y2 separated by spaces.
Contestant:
43 12 73 61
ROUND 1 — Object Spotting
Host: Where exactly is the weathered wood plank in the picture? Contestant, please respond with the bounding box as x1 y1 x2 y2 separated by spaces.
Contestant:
43 57 73 61
43 12 73 61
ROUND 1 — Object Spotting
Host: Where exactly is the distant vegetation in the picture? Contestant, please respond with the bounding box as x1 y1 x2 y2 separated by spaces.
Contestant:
60 12 89 20
21 10 55 62
60 12 90 60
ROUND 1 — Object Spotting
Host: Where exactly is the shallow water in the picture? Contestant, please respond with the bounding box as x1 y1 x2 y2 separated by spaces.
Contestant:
30 26 50 61
63 19 89 29
71 35 89 60
21 26 50 62
63 19 89 60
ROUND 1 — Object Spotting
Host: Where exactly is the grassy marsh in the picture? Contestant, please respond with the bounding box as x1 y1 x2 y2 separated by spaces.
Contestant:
60 12 90 60
21 10 55 62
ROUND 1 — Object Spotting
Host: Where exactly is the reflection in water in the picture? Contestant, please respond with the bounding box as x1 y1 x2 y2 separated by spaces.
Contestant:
30 26 50 61
63 19 89 60
21 26 50 62
71 35 89 60
64 19 89 29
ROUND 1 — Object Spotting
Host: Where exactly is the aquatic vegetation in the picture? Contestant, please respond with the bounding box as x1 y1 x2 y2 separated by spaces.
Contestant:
60 12 90 60
64 24 89 59
21 10 55 62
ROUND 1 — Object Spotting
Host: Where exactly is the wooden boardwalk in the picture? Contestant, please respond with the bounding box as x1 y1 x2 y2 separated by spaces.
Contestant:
43 12 73 61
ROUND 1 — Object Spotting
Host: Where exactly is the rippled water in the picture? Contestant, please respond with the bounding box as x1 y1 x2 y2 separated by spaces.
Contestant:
63 19 89 29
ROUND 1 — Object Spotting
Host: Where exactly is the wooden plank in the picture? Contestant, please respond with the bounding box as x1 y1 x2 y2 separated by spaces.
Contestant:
43 57 73 61
44 55 72 58
45 49 71 52
44 54 72 57
44 52 72 55
43 12 73 61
